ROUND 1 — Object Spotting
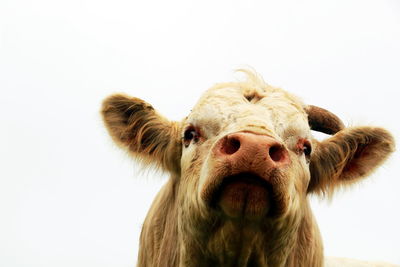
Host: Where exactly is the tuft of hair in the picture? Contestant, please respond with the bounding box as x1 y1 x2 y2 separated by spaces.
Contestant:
235 68 274 91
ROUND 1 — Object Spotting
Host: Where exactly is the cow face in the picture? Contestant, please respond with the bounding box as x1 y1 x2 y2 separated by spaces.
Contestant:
180 79 314 221
101 71 394 224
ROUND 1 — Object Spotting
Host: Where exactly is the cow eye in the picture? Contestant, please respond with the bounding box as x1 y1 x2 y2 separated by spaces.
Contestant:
297 139 312 161
303 140 312 157
183 126 200 147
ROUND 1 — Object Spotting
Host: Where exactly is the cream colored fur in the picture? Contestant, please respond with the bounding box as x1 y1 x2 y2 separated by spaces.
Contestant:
101 70 395 267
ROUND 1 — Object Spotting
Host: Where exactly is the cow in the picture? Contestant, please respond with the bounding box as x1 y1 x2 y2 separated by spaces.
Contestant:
101 70 395 267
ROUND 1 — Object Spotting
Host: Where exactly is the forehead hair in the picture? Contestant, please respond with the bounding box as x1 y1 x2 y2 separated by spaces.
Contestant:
186 69 309 139
199 69 305 108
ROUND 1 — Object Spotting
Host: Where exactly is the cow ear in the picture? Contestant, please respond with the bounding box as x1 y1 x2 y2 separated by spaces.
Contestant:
101 94 181 173
308 127 395 195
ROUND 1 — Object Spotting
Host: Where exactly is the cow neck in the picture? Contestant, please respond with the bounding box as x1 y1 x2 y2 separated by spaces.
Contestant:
179 199 323 267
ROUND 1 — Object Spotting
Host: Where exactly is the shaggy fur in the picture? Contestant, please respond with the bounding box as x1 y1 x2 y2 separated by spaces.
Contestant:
101 94 181 173
101 71 395 267
308 127 394 195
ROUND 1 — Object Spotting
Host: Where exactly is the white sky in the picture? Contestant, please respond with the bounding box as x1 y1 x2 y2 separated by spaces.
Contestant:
1 0 399 266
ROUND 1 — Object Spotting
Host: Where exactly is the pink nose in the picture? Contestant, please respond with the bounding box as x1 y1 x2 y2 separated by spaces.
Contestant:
215 132 289 170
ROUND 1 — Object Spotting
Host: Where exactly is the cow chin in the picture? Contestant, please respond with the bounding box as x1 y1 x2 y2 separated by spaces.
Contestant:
203 172 288 222
215 173 271 220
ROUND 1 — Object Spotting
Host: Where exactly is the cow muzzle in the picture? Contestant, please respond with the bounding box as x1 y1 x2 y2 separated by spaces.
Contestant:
200 132 290 220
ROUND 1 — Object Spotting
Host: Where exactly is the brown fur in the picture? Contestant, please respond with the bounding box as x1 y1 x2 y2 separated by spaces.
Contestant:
308 126 395 195
101 94 182 173
101 72 395 267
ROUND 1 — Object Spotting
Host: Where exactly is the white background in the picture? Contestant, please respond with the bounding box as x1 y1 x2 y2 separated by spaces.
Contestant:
1 0 399 266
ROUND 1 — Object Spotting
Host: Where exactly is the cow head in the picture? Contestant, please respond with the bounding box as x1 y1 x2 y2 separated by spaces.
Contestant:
101 70 394 264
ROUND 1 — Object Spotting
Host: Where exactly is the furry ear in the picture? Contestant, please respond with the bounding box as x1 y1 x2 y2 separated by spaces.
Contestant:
308 127 395 195
101 94 181 173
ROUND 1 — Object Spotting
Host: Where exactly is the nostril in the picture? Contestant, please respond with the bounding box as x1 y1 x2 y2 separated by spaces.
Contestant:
269 145 286 162
221 136 241 155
